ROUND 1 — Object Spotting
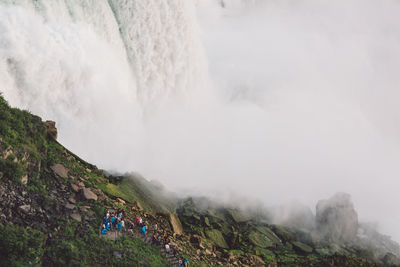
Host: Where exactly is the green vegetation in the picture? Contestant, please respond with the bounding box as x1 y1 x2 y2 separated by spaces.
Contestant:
0 157 24 182
0 223 45 267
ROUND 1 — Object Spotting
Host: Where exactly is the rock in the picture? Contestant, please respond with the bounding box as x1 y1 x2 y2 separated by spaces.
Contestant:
68 196 76 204
45 120 57 140
21 174 28 185
249 231 274 248
169 213 183 235
51 164 68 178
65 203 76 210
3 147 13 160
18 205 31 213
206 229 229 249
71 184 79 192
316 193 358 243
382 252 400 266
70 213 82 222
85 168 91 173
291 241 313 254
78 182 85 188
81 188 97 201
117 198 126 205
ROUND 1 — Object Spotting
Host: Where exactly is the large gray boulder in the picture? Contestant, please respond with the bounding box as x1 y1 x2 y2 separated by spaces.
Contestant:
316 193 358 244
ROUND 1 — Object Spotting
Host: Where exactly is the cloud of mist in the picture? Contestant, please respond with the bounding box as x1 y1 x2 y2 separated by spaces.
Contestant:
1 0 400 242
190 0 400 241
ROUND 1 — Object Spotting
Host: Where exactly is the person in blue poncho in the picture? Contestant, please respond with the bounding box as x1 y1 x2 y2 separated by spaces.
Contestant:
111 215 116 231
141 225 146 237
117 220 122 232
101 227 107 235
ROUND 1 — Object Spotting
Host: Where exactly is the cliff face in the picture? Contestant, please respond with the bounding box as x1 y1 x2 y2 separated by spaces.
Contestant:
0 94 399 267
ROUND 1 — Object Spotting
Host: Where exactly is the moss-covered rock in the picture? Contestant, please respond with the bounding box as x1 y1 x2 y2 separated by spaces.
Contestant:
205 229 228 249
248 231 274 248
292 241 313 254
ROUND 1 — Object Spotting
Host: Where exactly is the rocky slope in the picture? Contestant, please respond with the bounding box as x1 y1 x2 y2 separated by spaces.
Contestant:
0 94 399 267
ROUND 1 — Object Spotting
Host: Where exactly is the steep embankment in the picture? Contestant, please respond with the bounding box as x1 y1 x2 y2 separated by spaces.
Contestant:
0 95 170 266
1 94 399 267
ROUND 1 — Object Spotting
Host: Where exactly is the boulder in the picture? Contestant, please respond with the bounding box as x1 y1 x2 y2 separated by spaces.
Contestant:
68 196 76 204
65 203 76 210
70 213 82 222
316 193 358 243
206 229 229 249
45 120 57 140
249 231 274 248
71 184 79 192
169 213 183 235
21 174 28 185
51 164 68 178
291 241 313 254
81 188 98 201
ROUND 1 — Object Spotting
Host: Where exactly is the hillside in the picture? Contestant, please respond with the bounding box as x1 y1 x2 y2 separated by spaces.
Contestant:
0 94 399 267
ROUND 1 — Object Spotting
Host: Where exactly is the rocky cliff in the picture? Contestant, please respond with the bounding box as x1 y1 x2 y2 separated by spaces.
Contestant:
0 94 399 267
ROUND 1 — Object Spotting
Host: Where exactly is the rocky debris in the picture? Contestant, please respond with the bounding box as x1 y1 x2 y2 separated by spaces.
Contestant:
250 255 266 266
51 164 68 179
81 188 97 201
316 193 358 243
169 213 183 235
70 213 82 222
45 120 57 140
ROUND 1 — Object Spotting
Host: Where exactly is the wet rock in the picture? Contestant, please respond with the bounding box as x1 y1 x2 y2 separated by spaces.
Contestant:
81 188 97 201
169 213 183 235
316 193 358 243
70 213 82 222
51 164 68 178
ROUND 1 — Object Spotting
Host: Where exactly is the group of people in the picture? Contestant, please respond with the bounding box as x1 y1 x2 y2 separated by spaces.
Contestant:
101 209 125 234
100 210 189 266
